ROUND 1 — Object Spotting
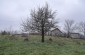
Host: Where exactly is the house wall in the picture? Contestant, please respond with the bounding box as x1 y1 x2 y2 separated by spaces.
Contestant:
46 28 63 37
51 29 63 36
70 34 80 38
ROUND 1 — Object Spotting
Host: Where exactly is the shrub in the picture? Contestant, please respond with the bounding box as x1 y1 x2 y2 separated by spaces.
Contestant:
1 30 10 35
49 38 53 41
24 38 29 41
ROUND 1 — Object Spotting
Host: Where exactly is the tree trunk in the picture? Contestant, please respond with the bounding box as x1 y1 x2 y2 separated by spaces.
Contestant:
67 32 70 38
41 19 44 42
41 27 44 42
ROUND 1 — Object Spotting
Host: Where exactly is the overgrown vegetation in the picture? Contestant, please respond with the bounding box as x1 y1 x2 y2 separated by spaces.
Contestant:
0 35 85 55
0 30 10 35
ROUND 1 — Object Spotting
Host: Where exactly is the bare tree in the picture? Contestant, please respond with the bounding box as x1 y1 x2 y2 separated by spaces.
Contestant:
78 22 85 36
21 4 58 42
64 19 76 38
21 19 31 32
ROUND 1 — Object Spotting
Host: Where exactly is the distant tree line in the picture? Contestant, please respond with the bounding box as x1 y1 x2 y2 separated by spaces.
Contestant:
0 30 10 35
64 19 85 38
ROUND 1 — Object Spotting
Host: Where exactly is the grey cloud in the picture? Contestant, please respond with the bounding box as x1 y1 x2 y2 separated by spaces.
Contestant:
0 0 85 31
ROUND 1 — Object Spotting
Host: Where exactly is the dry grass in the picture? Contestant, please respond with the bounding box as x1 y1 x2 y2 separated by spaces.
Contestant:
0 35 85 55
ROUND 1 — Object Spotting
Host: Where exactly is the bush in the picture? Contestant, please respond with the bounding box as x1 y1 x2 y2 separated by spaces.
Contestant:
1 30 10 35
24 38 29 41
49 38 53 41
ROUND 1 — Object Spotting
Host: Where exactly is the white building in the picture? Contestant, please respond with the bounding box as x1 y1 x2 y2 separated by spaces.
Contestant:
70 33 80 39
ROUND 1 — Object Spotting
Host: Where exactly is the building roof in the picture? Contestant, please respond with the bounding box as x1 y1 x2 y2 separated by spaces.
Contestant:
70 33 80 35
51 28 62 33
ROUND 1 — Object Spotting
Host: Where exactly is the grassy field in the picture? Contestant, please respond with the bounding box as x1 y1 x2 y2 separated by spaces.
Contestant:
0 35 85 55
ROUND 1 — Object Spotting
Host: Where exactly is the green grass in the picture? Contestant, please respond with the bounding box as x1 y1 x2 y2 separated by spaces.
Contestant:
0 35 85 55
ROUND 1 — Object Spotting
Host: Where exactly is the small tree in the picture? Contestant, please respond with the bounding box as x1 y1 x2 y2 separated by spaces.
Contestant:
78 22 85 36
64 19 76 38
21 4 58 42
1 31 7 35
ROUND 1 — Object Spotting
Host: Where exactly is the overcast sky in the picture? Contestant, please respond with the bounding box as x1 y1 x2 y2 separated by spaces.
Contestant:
0 0 85 31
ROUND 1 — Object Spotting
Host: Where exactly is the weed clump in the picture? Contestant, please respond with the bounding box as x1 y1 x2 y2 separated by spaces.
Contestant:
49 38 53 42
24 38 29 41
